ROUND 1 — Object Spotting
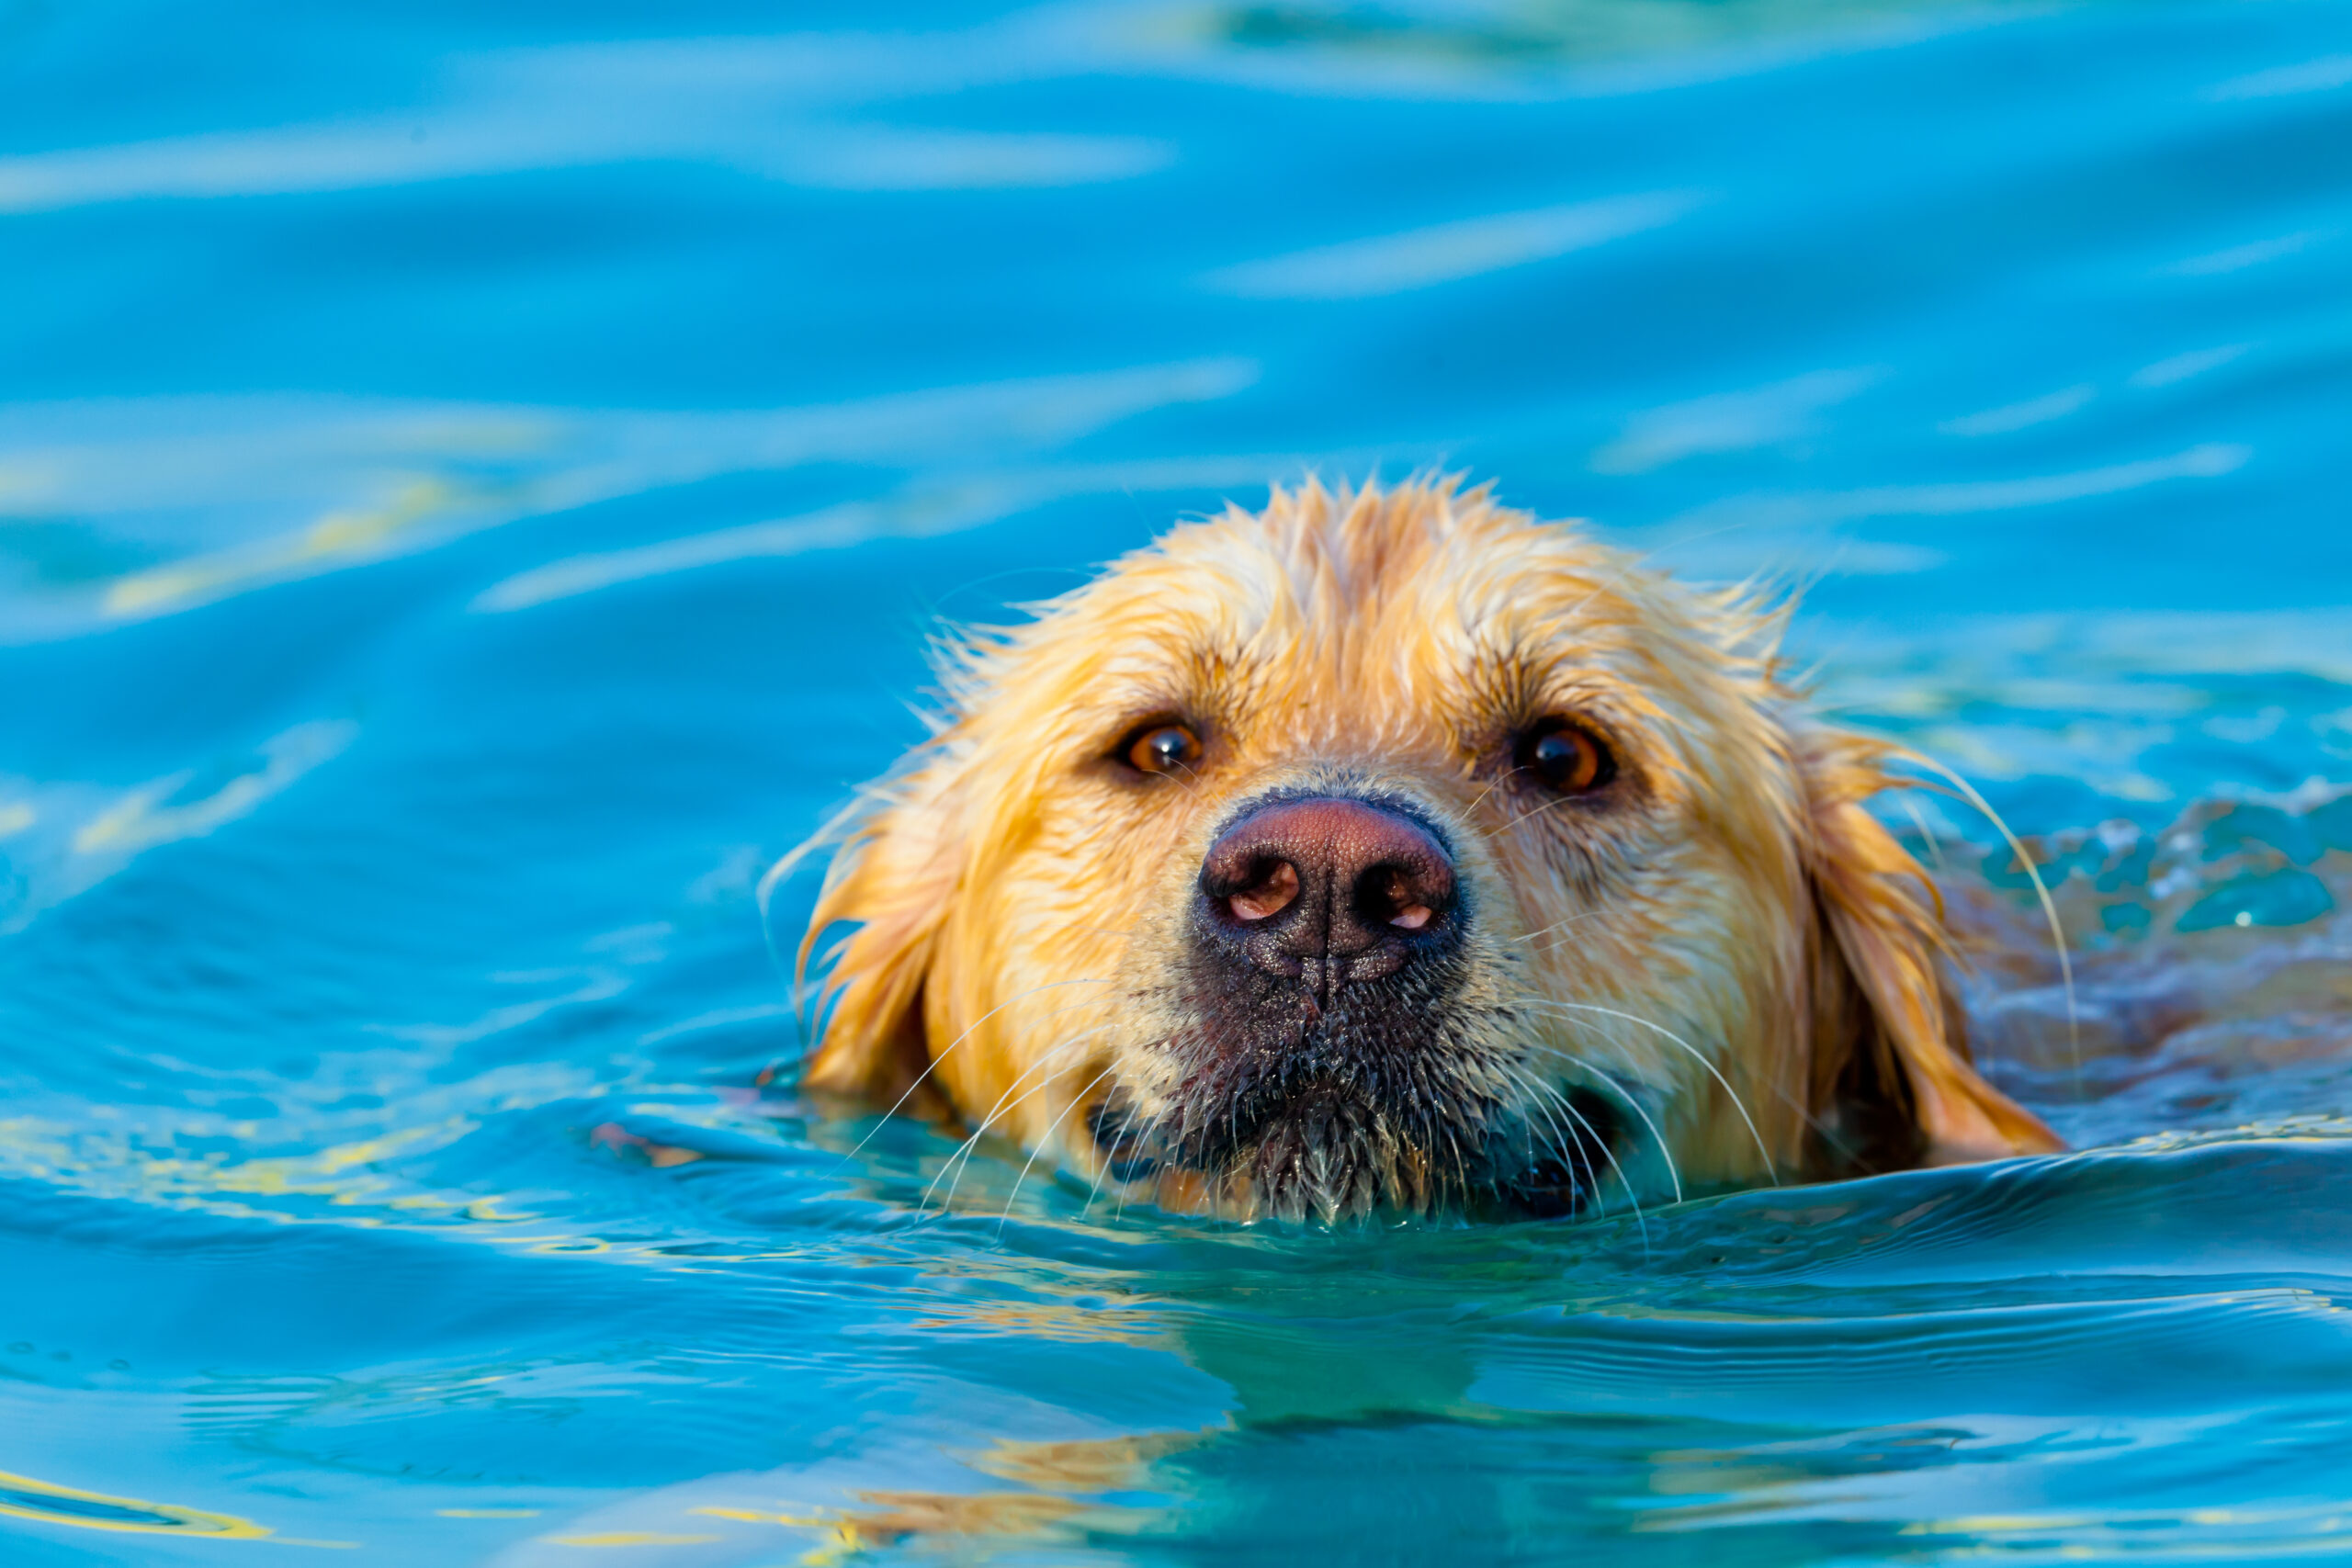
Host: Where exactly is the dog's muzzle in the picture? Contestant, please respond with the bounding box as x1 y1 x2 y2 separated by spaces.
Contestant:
1096 791 1489 1220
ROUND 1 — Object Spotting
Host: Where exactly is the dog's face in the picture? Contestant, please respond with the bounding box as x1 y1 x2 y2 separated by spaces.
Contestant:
797 480 2057 1223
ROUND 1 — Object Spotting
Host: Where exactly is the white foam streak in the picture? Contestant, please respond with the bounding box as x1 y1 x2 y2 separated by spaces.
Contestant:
0 720 357 933
0 358 1257 632
1939 384 2096 437
1668 444 2252 532
474 494 990 612
2129 344 2252 389
0 118 1169 210
1593 367 1884 473
0 26 1159 213
1202 191 1706 299
2164 231 2325 277
471 453 1300 613
2205 54 2352 100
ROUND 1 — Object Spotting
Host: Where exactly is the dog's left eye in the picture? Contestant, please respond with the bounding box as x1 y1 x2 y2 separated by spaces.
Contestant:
1120 721 1203 776
1516 718 1616 795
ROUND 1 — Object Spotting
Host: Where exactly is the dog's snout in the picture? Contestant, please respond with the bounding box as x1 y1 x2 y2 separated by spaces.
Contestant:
1197 796 1457 987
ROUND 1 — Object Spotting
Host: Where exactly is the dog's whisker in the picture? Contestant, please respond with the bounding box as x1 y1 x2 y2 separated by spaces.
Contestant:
1511 1061 1605 1201
1441 1122 1472 1211
1543 1085 1623 1218
999 1064 1123 1235
922 1027 1113 1214
1890 745 2081 1087
1485 791 1575 839
1526 1028 1834 1188
1153 756 1209 802
1491 1057 1566 1181
1526 1069 1607 1217
1510 1082 1538 1200
929 1029 1111 1209
1494 1058 1610 1222
837 978 1111 1168
1890 789 1952 879
1079 1114 1120 1219
1462 763 1532 820
1548 1076 1650 1250
1493 1058 1581 1190
1518 1045 1684 1204
933 1077 1063 1218
1511 907 1611 951
1521 1001 1780 1186
1495 1055 1649 1253
1555 1103 1604 1219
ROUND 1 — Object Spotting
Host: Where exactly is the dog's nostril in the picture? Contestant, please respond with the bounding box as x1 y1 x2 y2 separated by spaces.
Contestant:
1228 860 1300 922
1363 866 1436 930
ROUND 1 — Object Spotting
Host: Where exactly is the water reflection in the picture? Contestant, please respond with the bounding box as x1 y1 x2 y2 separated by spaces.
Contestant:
2 0 2346 1558
0 361 1258 637
0 1468 271 1539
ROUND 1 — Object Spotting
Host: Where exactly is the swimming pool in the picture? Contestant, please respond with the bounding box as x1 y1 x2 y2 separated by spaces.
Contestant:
3 0 2350 1561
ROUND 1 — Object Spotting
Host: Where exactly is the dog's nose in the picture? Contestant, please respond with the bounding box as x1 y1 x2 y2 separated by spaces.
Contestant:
1196 796 1457 989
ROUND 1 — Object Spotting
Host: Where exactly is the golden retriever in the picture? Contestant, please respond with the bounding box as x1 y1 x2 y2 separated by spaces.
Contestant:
787 477 2061 1224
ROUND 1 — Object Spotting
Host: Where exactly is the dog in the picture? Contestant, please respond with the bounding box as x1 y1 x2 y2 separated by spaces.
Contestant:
788 477 2061 1224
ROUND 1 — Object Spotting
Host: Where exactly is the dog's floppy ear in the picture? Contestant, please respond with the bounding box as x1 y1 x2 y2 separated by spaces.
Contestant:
1796 732 2064 1173
790 767 961 1114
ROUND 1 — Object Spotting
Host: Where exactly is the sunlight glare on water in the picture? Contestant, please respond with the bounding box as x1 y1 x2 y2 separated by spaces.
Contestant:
1 0 2350 1561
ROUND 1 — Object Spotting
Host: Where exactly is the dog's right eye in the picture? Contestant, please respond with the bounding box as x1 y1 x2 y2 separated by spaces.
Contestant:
1119 721 1203 777
1515 718 1616 795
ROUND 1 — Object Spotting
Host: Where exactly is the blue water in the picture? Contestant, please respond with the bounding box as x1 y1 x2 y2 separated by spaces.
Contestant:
3 0 2350 1561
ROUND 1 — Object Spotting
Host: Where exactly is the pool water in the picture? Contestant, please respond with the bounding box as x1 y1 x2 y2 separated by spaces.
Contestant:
3 0 2351 1561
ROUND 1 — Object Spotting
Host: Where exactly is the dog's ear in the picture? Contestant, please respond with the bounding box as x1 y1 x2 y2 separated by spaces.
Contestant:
1796 733 2064 1173
791 769 960 1114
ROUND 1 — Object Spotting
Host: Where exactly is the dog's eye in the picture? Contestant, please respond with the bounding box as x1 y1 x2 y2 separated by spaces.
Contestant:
1121 721 1203 776
1516 719 1615 795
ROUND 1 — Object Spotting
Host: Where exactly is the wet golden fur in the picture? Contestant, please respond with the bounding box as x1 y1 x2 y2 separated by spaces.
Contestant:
790 477 2059 1223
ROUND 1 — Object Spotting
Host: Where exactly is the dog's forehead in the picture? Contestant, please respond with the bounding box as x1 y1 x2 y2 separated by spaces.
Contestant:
1071 489 1707 697
959 481 1777 812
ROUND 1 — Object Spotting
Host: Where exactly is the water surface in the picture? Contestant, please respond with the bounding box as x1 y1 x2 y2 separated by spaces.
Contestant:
3 0 2351 1561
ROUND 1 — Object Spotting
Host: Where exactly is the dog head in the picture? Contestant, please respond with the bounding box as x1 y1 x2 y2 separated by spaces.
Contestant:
794 479 2058 1223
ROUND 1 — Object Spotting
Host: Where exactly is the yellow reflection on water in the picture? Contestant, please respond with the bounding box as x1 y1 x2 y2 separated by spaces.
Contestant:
0 1468 270 1538
656 1432 1209 1563
129 1121 473 1209
687 1491 1083 1560
1901 1503 2352 1537
103 478 469 617
968 1430 1206 1492
0 1114 497 1232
